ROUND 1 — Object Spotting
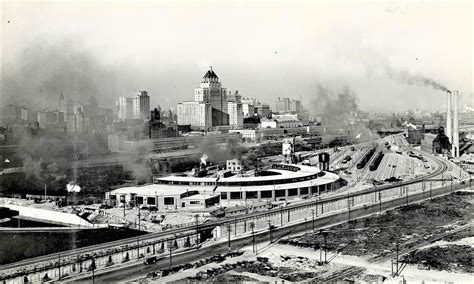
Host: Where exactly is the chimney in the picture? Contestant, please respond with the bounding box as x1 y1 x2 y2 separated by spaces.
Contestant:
453 91 460 157
446 91 452 145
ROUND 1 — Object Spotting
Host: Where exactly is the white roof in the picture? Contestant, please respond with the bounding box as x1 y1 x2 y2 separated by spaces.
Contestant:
109 184 213 196
158 164 321 183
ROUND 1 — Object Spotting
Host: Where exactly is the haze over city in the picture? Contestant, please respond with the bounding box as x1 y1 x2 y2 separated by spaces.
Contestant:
1 1 473 283
2 0 472 112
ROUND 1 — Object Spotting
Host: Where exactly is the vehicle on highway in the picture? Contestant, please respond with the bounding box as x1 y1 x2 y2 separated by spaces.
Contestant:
144 256 159 265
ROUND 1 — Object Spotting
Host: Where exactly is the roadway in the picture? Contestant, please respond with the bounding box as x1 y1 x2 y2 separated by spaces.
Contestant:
71 178 470 283
0 136 449 271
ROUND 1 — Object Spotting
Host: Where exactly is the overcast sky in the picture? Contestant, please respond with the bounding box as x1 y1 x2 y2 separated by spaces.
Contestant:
1 0 473 113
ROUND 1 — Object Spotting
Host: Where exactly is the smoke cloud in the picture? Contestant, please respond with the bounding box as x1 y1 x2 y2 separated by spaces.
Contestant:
310 84 379 142
3 38 134 108
198 136 247 163
383 66 450 93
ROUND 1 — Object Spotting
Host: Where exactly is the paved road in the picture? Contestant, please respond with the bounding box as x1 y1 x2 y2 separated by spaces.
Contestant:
71 180 469 283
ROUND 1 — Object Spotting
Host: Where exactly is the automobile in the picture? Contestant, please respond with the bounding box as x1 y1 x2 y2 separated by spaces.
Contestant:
147 271 162 278
144 256 158 265
149 206 158 212
99 204 113 209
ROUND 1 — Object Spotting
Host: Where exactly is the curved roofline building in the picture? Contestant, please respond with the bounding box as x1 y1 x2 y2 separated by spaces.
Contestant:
107 163 341 209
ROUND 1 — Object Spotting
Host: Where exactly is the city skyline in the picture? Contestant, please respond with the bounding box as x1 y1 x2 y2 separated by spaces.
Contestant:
2 0 472 113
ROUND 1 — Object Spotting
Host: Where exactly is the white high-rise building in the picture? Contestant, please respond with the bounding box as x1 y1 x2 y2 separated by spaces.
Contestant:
177 101 212 129
194 67 228 125
228 101 243 127
133 91 150 120
118 96 134 120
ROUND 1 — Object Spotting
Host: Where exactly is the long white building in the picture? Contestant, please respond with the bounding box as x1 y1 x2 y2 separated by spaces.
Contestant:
106 163 341 208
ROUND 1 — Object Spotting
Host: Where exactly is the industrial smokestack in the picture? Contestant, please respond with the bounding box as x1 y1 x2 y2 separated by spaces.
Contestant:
446 91 452 145
453 91 460 157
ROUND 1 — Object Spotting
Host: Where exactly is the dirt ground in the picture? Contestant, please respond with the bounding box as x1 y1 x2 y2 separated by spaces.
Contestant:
280 191 473 258
403 244 472 273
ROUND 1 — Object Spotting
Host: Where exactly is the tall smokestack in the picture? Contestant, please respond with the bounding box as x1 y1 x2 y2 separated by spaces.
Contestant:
453 91 460 157
446 91 452 145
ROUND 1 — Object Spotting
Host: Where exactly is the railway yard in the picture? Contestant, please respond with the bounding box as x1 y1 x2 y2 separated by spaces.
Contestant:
1 135 472 283
155 191 473 283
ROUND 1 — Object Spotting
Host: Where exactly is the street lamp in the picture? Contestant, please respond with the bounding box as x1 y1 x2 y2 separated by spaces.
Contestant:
194 214 200 245
267 220 272 243
304 217 308 236
168 239 174 267
250 222 256 253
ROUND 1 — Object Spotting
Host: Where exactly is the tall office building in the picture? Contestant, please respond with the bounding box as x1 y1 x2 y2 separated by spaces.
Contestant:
118 96 134 120
133 91 150 120
194 67 228 125
227 101 243 127
177 101 212 129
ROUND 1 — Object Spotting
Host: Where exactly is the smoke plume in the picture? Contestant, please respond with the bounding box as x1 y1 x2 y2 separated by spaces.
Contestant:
198 136 247 163
310 85 379 142
3 38 134 108
383 66 450 93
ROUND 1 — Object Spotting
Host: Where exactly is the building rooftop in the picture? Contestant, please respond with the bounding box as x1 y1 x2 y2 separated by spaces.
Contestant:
203 68 219 79
109 184 213 196
157 164 321 184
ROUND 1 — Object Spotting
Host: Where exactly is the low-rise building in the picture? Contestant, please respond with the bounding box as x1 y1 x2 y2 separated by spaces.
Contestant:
229 129 260 142
226 159 243 173
106 184 220 209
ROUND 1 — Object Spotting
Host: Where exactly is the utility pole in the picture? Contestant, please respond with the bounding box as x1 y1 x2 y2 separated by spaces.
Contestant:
267 220 272 243
450 177 453 193
195 214 200 244
430 181 432 200
123 198 126 217
406 186 409 206
137 237 140 260
280 205 283 226
310 209 315 232
323 231 327 263
250 222 256 254
58 254 61 280
227 222 231 251
44 184 47 201
168 239 173 267
138 205 141 231
347 194 351 221
304 218 308 236
379 190 382 213
396 242 399 276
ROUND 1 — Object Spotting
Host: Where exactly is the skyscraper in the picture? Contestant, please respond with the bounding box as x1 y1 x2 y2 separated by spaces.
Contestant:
118 96 134 120
194 67 228 125
133 91 150 120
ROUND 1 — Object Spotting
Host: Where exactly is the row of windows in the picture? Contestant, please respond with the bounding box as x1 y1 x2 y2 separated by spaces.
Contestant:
157 172 324 187
219 186 318 200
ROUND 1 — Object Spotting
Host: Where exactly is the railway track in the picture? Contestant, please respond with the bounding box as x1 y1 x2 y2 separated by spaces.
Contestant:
321 222 473 282
0 137 452 277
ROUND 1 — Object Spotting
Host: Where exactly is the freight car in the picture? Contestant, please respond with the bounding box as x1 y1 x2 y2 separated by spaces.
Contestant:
356 147 376 169
369 151 384 171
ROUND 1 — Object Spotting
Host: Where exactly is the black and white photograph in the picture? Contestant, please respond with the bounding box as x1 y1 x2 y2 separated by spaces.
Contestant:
0 0 473 283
